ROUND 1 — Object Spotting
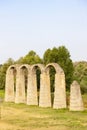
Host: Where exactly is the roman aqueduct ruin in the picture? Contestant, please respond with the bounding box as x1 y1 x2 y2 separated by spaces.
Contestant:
5 63 84 110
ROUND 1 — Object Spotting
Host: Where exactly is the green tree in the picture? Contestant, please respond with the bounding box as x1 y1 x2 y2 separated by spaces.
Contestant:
43 46 74 90
16 50 42 65
0 58 14 89
73 61 87 93
16 57 24 64
43 49 51 64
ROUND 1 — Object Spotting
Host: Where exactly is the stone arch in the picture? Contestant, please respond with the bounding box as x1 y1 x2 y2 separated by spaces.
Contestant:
15 64 31 103
5 63 66 109
45 63 63 73
43 63 66 109
5 65 17 102
27 64 45 105
31 64 45 74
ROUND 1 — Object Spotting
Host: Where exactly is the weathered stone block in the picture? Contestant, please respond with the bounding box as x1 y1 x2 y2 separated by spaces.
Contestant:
70 81 84 111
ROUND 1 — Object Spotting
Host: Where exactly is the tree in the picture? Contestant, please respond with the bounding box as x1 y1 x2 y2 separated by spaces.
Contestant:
0 58 14 89
73 61 87 93
43 46 74 90
16 57 24 64
43 49 51 64
16 50 42 65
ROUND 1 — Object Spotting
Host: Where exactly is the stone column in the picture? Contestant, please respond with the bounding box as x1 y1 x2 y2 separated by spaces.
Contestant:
70 81 84 111
15 69 25 103
27 72 38 105
5 69 15 102
39 71 51 107
53 72 66 109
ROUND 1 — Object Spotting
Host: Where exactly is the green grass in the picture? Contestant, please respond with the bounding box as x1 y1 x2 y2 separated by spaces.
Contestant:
0 90 87 130
0 89 5 98
0 102 87 130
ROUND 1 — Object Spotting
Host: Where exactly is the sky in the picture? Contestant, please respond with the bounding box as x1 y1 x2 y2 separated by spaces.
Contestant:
0 0 87 64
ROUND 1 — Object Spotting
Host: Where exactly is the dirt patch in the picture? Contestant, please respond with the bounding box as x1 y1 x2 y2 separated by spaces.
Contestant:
0 120 21 130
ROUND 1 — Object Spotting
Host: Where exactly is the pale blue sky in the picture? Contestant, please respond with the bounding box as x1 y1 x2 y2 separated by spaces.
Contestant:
0 0 87 64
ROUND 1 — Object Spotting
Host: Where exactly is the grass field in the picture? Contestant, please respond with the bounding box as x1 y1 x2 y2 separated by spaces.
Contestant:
0 90 87 130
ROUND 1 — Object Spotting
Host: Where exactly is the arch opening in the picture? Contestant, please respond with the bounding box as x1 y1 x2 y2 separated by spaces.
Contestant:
10 67 17 97
45 65 56 107
32 65 41 105
5 65 17 102
13 68 17 95
20 66 28 102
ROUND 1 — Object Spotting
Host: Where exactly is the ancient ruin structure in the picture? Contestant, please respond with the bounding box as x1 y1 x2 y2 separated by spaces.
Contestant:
5 63 66 109
70 81 84 111
5 63 84 110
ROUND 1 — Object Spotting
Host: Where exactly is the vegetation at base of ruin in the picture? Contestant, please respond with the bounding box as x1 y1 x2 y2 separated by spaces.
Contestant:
0 46 87 94
0 89 87 108
0 100 87 130
0 90 5 98
82 94 87 108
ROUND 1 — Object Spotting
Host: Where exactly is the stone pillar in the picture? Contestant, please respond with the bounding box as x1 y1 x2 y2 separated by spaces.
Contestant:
27 72 38 105
39 71 51 107
70 81 84 111
15 69 25 103
53 72 66 109
5 69 15 102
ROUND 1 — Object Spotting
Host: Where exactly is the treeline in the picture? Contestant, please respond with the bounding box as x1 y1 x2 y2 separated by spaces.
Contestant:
0 46 87 93
73 61 87 93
